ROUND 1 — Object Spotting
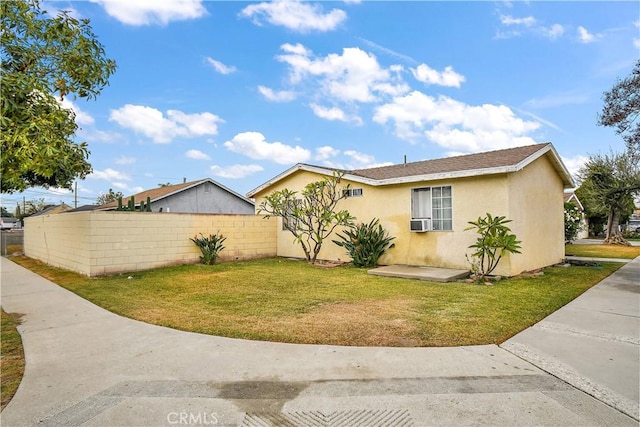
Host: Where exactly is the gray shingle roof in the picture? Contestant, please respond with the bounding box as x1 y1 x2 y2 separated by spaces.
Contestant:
350 143 551 180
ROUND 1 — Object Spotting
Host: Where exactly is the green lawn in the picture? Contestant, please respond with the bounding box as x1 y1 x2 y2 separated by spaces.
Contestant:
565 244 640 259
1 309 25 411
11 256 623 347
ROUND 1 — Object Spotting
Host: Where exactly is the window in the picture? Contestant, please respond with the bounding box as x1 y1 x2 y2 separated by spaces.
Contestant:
411 186 452 231
343 188 364 198
282 200 301 231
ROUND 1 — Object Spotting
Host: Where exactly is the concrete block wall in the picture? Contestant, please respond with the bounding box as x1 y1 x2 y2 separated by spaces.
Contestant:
25 211 277 276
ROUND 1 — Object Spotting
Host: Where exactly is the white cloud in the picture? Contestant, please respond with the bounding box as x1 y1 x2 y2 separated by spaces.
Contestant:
310 104 363 125
90 0 206 26
115 156 136 165
411 64 465 88
276 44 408 103
310 104 346 121
634 39 640 49
373 90 540 152
223 132 311 165
315 146 340 161
500 15 536 27
240 0 346 33
109 104 223 143
206 57 236 75
541 24 564 40
561 155 589 181
577 26 600 43
112 182 144 193
60 99 94 125
185 149 211 160
258 85 297 102
210 164 264 179
88 168 131 181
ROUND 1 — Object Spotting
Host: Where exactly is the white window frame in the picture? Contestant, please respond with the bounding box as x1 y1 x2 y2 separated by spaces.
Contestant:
343 188 364 198
411 185 453 231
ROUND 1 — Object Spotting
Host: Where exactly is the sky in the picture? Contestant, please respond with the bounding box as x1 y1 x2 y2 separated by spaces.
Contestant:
2 0 639 211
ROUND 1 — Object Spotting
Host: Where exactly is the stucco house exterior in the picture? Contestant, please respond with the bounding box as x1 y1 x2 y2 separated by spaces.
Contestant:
248 143 575 277
99 178 255 214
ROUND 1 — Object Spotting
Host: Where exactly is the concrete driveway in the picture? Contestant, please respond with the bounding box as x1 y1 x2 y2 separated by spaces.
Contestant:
1 256 637 426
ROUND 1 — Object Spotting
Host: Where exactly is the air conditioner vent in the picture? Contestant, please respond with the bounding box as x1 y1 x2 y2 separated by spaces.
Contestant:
410 219 432 232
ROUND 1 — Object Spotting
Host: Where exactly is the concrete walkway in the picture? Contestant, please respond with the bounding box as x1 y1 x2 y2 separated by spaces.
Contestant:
0 256 637 427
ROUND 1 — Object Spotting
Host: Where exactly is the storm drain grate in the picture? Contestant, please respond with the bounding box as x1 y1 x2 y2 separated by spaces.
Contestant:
242 409 413 427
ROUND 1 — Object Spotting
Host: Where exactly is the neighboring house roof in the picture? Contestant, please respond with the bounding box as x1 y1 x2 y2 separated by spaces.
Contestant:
66 205 99 213
98 178 254 210
248 143 575 197
30 204 72 216
563 192 584 211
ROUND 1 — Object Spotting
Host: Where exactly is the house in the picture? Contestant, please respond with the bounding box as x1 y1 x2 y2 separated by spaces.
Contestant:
30 203 73 216
98 178 255 214
248 143 574 276
563 191 589 239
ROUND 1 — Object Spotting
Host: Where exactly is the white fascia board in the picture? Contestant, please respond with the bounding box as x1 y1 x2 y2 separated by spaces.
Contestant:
247 164 334 198
362 166 518 187
514 144 575 188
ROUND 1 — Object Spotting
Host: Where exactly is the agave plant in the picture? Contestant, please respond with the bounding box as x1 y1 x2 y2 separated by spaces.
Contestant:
333 218 395 268
190 232 226 265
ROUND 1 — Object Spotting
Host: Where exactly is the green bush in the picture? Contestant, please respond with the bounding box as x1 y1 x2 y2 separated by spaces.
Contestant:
333 218 395 267
190 232 226 265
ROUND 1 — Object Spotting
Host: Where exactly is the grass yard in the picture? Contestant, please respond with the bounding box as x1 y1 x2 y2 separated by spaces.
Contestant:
565 244 640 259
1 309 25 411
10 256 623 347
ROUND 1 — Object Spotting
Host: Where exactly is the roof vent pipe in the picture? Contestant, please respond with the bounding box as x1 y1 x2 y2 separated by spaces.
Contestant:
403 155 407 166
183 177 186 183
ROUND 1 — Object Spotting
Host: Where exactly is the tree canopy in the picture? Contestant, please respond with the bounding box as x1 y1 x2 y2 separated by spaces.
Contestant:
598 59 640 153
1 0 116 194
258 172 355 264
96 188 124 206
577 149 639 242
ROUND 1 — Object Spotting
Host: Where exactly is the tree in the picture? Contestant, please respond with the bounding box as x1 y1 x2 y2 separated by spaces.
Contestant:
1 0 116 193
577 150 640 244
96 188 123 206
0 207 11 218
598 59 640 153
258 172 356 264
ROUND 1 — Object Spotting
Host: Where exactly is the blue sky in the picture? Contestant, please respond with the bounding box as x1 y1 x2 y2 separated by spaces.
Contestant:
3 0 639 210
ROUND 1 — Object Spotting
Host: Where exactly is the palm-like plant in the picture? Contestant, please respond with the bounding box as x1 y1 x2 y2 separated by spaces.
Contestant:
466 213 521 282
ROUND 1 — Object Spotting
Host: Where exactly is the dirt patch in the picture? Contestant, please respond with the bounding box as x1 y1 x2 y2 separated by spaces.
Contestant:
251 299 423 347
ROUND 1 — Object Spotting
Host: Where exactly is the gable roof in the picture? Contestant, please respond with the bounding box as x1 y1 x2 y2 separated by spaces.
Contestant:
248 143 575 197
99 178 254 210
563 191 584 210
31 204 72 216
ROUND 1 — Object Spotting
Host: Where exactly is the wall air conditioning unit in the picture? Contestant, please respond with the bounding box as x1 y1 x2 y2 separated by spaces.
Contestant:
410 218 432 232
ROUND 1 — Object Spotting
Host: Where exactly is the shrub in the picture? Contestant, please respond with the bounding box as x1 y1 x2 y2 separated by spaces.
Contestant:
466 213 521 282
564 202 583 243
333 218 395 267
190 232 226 265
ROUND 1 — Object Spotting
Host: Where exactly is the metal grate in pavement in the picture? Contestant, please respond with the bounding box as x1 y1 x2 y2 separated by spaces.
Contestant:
241 409 413 427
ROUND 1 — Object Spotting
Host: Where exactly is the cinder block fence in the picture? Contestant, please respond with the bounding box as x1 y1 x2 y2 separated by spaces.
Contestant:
24 211 278 276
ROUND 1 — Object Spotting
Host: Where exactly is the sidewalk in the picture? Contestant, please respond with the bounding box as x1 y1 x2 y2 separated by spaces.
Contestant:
1 256 637 426
502 256 640 420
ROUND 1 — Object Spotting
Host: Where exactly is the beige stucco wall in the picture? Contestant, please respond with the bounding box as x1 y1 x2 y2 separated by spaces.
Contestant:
25 211 277 276
253 155 565 276
507 154 565 274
